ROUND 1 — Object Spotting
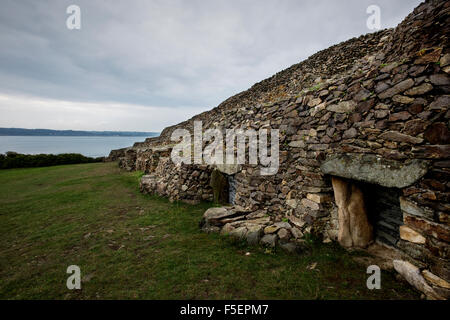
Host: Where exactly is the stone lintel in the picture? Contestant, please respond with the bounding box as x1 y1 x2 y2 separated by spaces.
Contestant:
320 153 428 188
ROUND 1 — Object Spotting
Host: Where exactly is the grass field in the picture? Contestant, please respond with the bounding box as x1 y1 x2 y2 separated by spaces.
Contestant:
0 162 420 299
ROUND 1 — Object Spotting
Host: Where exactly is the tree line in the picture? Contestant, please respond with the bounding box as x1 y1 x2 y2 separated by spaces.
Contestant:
0 152 104 169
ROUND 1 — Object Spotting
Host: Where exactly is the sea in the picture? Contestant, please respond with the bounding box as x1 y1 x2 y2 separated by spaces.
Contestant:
0 136 150 158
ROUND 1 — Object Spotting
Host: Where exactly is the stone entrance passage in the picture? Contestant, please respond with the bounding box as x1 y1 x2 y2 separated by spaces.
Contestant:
361 183 403 248
322 153 428 249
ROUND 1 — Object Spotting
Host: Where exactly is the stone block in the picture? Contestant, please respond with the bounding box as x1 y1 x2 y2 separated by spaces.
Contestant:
286 199 298 209
321 154 428 188
229 226 248 240
326 100 357 113
264 225 280 234
378 78 414 99
399 197 434 220
412 145 450 159
300 198 320 211
260 234 278 247
393 260 445 300
404 215 450 243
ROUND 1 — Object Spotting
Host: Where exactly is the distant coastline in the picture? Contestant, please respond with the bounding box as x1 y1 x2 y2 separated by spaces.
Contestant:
0 128 159 137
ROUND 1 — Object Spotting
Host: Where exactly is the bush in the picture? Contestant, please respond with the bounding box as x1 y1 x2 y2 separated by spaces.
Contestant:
0 152 104 169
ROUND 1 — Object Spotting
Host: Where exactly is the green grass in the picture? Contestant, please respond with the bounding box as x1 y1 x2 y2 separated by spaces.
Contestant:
0 163 420 300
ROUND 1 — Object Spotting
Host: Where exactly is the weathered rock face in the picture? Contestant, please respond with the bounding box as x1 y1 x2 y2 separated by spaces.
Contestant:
400 225 426 244
393 260 447 300
135 146 172 173
116 0 449 298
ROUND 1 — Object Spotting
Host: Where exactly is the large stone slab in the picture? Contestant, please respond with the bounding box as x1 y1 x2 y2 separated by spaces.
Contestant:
202 207 240 227
321 154 428 188
260 234 278 247
422 270 450 289
203 207 230 220
215 163 242 175
399 197 434 220
399 225 426 244
331 176 373 248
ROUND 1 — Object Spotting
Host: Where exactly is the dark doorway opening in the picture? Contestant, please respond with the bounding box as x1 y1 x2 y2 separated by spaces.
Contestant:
359 182 403 248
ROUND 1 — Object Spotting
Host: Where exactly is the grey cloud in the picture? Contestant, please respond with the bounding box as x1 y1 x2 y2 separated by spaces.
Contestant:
0 0 422 130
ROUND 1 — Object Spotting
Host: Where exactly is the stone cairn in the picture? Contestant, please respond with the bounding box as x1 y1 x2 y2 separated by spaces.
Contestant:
107 0 450 299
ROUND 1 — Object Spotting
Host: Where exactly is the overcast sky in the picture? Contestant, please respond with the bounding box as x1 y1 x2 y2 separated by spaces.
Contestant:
0 0 422 132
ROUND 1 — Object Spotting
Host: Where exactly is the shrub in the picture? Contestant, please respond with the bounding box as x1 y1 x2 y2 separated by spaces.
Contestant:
0 152 103 169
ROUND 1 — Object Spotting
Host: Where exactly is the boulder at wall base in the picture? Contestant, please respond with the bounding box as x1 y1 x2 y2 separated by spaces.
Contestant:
210 169 229 204
331 176 373 248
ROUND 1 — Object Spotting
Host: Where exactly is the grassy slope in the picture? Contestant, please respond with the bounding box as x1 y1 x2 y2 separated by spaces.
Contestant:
0 162 420 299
